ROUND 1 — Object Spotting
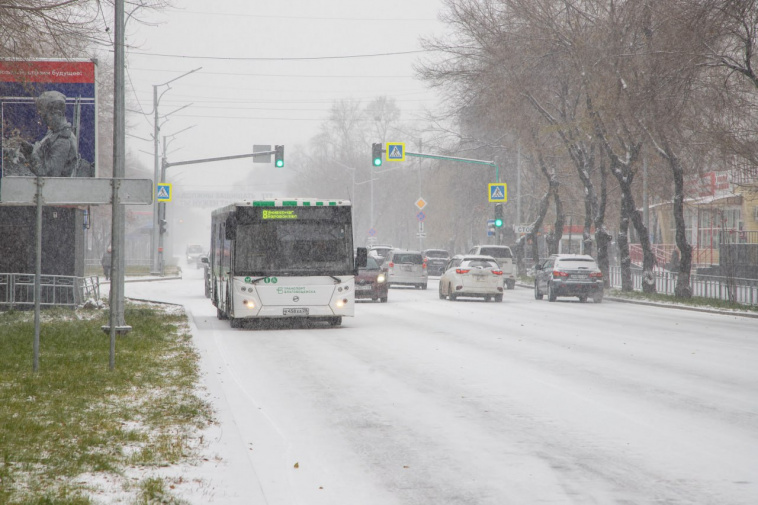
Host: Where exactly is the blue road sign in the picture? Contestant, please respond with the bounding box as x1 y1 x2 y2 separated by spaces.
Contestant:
386 142 405 162
156 183 172 202
417 211 426 222
488 183 507 202
487 219 495 236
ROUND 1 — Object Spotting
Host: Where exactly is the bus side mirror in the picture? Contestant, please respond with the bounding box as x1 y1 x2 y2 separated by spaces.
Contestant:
224 214 237 240
355 247 368 270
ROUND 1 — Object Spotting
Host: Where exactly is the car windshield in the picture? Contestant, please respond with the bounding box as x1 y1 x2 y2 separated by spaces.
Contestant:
392 253 422 264
425 250 448 258
187 245 203 253
479 247 512 258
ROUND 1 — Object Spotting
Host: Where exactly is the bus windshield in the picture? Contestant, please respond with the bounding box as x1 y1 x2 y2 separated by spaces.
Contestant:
234 220 353 275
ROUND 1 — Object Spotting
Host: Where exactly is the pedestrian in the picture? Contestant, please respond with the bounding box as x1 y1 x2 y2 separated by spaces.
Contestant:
101 246 112 280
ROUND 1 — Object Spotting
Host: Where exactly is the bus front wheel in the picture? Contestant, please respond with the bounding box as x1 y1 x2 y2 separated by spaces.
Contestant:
328 317 342 326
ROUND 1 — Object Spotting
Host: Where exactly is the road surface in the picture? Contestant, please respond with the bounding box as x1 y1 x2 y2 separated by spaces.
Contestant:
120 267 758 505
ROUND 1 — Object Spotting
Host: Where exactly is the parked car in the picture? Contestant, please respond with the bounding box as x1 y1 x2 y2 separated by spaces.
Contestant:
439 255 504 302
386 250 428 289
422 248 451 276
534 254 604 303
185 244 205 269
354 256 389 302
367 245 394 266
201 255 211 298
467 245 516 289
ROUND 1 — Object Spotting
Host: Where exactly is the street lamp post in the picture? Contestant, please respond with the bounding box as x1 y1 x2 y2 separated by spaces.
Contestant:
150 67 201 274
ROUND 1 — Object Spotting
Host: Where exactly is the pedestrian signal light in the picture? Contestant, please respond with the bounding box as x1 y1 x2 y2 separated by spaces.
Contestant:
274 145 284 168
494 203 504 228
372 143 383 167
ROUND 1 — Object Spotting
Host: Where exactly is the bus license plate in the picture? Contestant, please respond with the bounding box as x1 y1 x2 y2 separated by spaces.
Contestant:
283 308 309 316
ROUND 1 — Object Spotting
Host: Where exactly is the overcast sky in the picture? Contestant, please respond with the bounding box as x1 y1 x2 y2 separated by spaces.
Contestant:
122 0 448 194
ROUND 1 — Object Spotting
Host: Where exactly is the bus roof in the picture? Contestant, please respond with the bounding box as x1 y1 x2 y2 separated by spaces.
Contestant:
232 198 351 207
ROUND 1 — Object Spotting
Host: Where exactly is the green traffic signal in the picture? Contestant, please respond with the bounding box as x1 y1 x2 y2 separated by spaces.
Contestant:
494 203 504 228
274 145 284 168
494 218 503 228
372 143 383 167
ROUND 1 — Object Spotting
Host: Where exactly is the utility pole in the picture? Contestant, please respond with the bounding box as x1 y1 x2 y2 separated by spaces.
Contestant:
106 0 129 369
150 68 201 274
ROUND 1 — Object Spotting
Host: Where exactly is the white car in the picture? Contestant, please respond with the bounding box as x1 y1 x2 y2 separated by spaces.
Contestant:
438 255 504 302
466 245 516 289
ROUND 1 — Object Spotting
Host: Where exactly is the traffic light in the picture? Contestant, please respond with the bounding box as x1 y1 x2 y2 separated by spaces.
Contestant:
372 143 383 167
159 219 167 234
494 203 504 228
274 145 284 168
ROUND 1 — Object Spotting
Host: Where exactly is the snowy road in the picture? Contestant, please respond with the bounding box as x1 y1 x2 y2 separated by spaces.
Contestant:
122 268 758 505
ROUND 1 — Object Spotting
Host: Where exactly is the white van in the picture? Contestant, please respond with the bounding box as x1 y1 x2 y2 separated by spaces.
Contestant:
467 245 516 289
386 250 428 290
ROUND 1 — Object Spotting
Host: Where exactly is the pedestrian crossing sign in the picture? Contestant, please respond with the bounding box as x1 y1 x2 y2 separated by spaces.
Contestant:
156 183 172 202
488 183 507 202
386 142 405 162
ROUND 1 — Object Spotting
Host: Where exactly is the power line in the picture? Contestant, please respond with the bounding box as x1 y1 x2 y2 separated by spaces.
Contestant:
126 49 428 61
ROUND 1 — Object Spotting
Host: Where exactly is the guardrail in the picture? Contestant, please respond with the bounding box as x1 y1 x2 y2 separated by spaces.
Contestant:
0 273 100 310
608 267 758 306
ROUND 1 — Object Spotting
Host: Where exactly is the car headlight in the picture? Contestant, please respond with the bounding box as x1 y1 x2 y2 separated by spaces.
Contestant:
376 273 386 283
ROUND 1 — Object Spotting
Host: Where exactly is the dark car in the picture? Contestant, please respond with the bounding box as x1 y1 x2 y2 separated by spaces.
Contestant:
355 256 388 302
422 248 451 276
534 254 604 303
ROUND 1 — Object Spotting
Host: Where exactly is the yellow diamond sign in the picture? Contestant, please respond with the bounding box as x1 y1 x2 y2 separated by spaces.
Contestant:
415 197 427 210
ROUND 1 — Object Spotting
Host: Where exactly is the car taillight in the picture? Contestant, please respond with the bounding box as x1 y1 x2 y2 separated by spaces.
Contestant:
553 270 569 278
422 262 427 269
590 271 603 278
456 268 470 274
492 270 503 275
389 262 394 268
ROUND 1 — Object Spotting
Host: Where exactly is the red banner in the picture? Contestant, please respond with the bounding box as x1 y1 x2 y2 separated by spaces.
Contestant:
0 60 94 84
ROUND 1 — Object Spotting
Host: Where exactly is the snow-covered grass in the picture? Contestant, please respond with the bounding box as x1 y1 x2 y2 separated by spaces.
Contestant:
0 303 213 504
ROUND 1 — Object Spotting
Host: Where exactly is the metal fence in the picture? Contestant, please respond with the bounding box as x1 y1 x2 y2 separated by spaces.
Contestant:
608 267 758 307
0 273 100 310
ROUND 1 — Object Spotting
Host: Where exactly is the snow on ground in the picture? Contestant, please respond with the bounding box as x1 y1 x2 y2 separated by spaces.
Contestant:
90 266 758 505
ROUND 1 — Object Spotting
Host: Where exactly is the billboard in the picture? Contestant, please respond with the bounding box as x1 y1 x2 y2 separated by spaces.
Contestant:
0 59 97 179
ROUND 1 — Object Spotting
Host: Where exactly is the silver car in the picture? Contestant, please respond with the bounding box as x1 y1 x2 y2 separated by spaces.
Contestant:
386 250 428 290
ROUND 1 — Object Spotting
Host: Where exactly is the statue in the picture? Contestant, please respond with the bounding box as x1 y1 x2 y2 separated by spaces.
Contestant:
19 90 79 177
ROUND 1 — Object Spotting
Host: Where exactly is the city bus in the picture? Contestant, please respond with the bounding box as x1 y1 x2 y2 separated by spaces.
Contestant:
209 199 367 328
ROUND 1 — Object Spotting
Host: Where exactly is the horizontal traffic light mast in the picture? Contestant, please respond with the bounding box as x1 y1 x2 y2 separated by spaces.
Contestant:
370 143 502 182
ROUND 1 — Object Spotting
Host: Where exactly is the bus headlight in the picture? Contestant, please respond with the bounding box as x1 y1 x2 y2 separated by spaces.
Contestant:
335 298 348 308
243 299 255 309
